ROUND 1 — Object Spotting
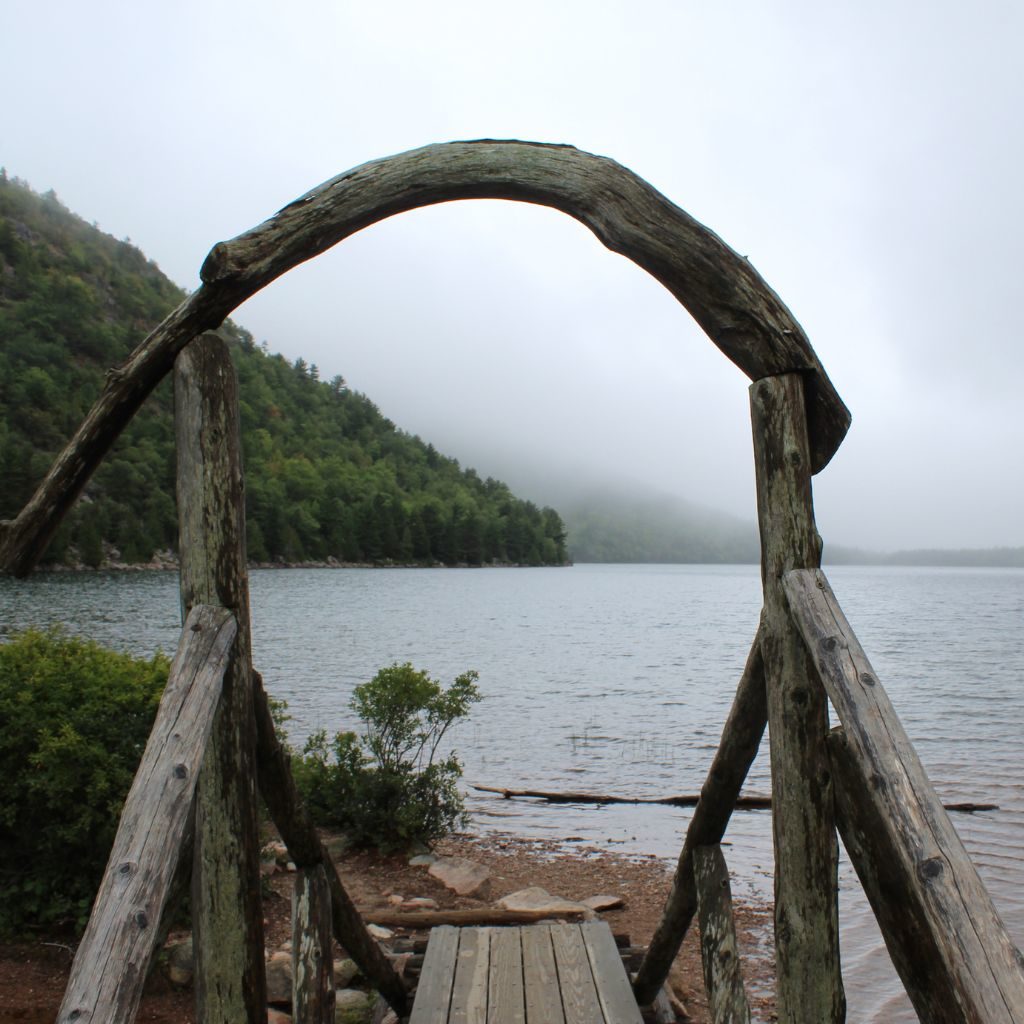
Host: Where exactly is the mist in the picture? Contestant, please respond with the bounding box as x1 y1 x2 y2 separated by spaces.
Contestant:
3 0 1022 552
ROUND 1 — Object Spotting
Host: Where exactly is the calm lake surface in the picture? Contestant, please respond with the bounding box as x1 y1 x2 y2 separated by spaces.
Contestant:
1 563 1021 1021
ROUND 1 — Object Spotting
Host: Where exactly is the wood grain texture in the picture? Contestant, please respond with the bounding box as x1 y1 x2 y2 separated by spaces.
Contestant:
633 629 768 1004
749 374 844 1023
550 924 603 1024
56 605 235 1024
784 568 1024 1023
693 845 752 1024
450 927 490 1024
522 926 565 1024
252 671 410 1015
292 864 335 1024
487 928 525 1024
410 926 460 1024
175 335 266 1022
1 140 849 578
581 921 645 1024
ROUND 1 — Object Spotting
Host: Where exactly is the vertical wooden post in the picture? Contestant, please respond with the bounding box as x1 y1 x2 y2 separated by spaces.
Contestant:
175 333 267 1022
293 865 335 1023
749 373 843 1022
693 844 752 1024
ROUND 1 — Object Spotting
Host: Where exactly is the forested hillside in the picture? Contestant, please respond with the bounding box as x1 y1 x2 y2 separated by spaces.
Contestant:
0 173 567 568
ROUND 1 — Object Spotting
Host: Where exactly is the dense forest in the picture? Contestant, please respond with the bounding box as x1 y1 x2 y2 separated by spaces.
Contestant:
0 173 568 568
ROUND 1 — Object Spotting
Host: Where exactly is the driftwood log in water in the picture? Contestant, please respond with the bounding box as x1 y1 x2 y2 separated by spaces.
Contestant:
471 784 995 813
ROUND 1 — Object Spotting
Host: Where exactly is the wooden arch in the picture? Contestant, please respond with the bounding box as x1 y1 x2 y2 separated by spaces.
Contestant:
0 139 850 577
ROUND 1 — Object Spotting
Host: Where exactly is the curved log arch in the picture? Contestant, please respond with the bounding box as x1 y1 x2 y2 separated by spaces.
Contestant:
0 139 850 577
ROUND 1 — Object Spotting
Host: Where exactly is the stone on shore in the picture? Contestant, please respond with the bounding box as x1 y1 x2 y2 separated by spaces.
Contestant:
428 856 491 898
496 886 596 919
581 893 625 911
334 987 374 1023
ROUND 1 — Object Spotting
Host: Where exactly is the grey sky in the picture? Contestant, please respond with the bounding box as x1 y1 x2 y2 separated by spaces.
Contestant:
3 0 1021 550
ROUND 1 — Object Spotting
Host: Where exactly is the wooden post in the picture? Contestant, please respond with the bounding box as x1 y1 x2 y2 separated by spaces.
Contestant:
57 605 235 1024
252 672 411 1016
784 568 1024 1022
175 333 266 1022
693 845 751 1024
633 630 767 1005
749 373 844 1022
293 864 335 1024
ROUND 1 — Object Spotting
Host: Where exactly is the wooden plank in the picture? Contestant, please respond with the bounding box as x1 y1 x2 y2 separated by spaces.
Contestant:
749 373 844 1023
175 334 266 1022
487 928 525 1024
784 567 1024 1023
56 605 235 1024
363 907 588 928
450 927 491 1024
581 921 644 1024
522 925 565 1024
410 925 460 1024
549 924 603 1024
633 629 767 1004
1 142 850 580
693 845 751 1024
292 863 335 1024
252 672 410 1015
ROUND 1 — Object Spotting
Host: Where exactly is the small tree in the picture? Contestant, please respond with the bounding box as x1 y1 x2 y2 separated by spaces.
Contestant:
293 663 481 852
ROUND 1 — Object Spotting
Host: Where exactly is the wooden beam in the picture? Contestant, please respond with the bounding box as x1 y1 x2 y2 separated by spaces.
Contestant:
633 629 767 1005
1 140 850 578
56 604 235 1024
293 864 335 1024
252 671 411 1016
693 845 752 1024
784 568 1024 1022
749 373 844 1023
175 334 266 1022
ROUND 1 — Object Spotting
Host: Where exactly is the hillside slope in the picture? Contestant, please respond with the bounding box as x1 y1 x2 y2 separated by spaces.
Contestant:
0 174 567 568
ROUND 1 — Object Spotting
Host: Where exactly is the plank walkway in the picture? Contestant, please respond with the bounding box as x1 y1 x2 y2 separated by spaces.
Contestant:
409 921 644 1024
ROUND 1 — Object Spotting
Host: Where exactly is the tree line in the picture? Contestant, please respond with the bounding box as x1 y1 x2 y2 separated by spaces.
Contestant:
0 172 568 568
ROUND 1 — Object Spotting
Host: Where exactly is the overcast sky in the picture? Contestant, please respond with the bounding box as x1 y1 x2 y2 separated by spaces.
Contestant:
4 1 1021 551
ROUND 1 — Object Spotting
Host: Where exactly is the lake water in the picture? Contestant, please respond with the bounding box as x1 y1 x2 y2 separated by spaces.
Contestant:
1 563 1021 1021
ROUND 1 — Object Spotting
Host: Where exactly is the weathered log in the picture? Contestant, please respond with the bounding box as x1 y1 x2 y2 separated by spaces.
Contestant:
633 631 767 1004
252 671 410 1016
0 140 850 578
176 335 266 1022
749 374 844 1022
693 845 751 1024
57 604 235 1024
471 784 772 809
361 907 590 929
293 864 335 1024
784 568 1024 1022
471 784 992 814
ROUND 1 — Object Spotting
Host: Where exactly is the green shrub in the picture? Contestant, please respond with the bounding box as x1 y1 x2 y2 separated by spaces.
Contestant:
292 663 481 852
0 628 168 934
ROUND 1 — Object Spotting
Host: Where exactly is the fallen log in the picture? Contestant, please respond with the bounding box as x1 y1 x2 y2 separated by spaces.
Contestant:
360 907 589 928
471 784 995 813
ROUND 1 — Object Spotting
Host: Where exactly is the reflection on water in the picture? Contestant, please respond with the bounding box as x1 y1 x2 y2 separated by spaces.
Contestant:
1 563 1021 1022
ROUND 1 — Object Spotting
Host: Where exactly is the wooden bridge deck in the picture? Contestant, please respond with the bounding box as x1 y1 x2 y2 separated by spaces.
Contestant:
409 922 644 1024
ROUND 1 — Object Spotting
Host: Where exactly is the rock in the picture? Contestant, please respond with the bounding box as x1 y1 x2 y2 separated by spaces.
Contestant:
264 840 290 865
496 886 596 919
581 894 625 912
428 856 491 898
335 987 374 1023
267 1009 292 1024
387 893 404 905
165 935 193 986
408 853 437 867
401 897 438 910
367 923 393 940
335 957 361 988
265 950 293 1004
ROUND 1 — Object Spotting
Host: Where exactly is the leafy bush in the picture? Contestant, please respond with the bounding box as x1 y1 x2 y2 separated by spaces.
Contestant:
292 663 481 852
0 628 168 934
